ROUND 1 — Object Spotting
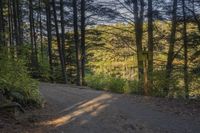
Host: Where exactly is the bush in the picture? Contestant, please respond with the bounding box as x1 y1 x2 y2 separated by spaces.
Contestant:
0 53 42 106
86 74 142 94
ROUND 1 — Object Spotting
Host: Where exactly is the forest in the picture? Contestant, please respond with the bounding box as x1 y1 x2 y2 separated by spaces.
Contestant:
0 0 200 132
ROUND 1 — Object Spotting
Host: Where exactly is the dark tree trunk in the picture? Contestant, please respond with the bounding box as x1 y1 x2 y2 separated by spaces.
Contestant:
182 0 189 99
29 0 38 67
73 0 81 85
52 0 67 83
13 0 20 48
80 0 86 85
39 0 44 61
165 0 178 95
45 0 53 82
133 0 144 93
0 0 4 46
147 0 154 94
60 0 67 83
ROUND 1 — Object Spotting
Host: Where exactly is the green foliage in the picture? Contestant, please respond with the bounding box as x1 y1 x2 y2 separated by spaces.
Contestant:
86 74 142 94
0 52 42 106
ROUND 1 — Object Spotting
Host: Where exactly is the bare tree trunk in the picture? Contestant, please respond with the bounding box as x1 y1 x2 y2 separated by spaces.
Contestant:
80 0 86 85
13 0 19 48
29 0 38 68
182 0 189 99
39 0 44 61
52 0 67 83
147 0 154 94
133 0 144 93
73 0 81 85
0 0 4 46
165 0 178 95
45 0 53 82
60 0 68 83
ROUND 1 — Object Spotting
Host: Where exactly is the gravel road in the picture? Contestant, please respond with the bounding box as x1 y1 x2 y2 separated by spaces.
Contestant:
26 82 199 133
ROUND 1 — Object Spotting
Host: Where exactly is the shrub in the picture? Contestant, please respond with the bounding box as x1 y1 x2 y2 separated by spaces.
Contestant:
86 74 142 94
0 53 42 106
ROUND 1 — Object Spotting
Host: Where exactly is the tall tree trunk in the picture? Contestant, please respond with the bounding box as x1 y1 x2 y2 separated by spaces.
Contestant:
45 0 53 82
13 0 20 48
60 0 67 83
0 0 4 46
73 0 81 85
133 0 144 93
29 0 38 68
147 0 154 94
39 0 44 61
8 0 12 49
52 0 67 83
165 0 178 95
80 0 86 85
182 0 189 99
16 0 23 46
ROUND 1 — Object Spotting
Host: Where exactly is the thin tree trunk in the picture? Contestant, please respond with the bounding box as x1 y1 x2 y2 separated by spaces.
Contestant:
133 0 144 93
45 0 53 82
8 0 12 50
182 0 189 99
80 0 86 85
29 0 38 67
165 0 178 95
147 0 154 94
16 0 22 46
0 0 4 46
39 0 44 61
60 0 67 83
73 0 81 85
13 0 20 48
52 0 67 83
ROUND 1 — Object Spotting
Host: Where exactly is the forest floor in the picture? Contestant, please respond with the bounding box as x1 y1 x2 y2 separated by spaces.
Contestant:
0 82 200 133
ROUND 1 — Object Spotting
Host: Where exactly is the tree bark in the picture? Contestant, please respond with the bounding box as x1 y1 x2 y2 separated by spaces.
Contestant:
52 0 67 83
165 0 178 95
133 0 144 93
80 0 86 85
60 0 67 83
182 0 189 99
147 0 154 94
0 0 5 46
73 0 81 85
45 0 53 82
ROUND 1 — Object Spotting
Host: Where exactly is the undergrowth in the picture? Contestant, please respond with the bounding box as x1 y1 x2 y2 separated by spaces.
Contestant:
0 52 42 107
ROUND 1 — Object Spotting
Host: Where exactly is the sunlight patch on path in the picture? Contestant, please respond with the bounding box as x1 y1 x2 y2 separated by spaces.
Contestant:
41 93 115 127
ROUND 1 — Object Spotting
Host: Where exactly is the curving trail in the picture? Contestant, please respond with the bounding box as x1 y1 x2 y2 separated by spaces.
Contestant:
2 82 199 133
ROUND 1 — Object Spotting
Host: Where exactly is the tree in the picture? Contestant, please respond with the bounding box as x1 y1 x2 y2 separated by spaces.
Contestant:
165 0 178 95
45 0 53 82
73 0 81 85
182 0 189 98
52 0 67 83
80 0 86 85
133 0 145 92
0 0 5 46
147 0 154 94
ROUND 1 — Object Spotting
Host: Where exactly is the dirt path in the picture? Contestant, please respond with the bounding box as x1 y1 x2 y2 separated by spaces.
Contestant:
1 83 200 133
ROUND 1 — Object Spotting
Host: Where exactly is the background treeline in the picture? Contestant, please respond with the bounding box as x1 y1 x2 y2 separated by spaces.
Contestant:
0 0 200 106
